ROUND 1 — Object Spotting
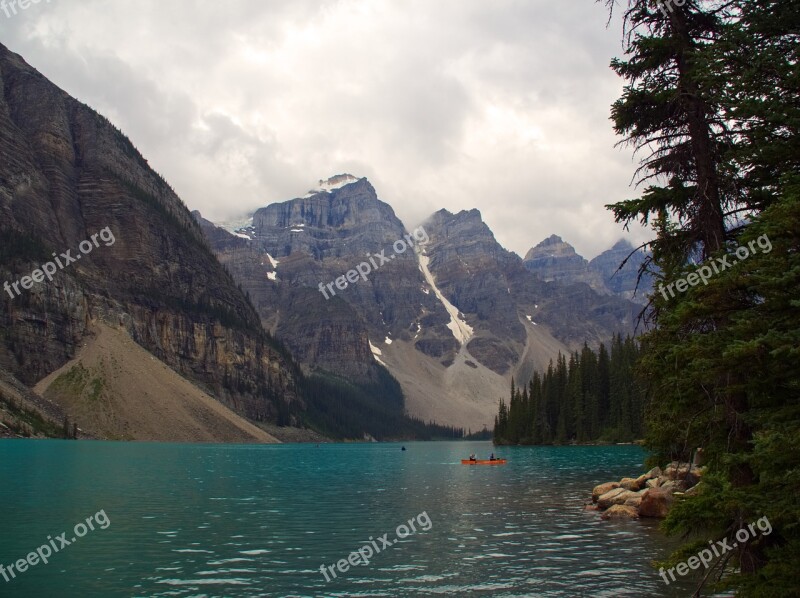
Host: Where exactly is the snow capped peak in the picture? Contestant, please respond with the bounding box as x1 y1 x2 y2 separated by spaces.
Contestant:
217 216 254 234
304 174 362 196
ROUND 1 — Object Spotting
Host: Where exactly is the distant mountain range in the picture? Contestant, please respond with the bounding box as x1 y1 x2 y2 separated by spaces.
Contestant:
524 235 652 305
196 176 649 430
0 42 652 439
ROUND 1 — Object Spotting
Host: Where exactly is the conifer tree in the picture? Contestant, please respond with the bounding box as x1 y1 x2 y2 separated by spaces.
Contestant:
600 0 799 593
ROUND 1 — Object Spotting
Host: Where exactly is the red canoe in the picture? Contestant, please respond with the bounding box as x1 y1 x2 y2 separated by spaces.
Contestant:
461 459 507 465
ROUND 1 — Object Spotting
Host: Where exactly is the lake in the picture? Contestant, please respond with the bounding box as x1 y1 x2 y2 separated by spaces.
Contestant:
0 440 692 597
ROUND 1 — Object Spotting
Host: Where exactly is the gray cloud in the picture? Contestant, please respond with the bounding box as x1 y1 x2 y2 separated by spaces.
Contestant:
0 0 645 259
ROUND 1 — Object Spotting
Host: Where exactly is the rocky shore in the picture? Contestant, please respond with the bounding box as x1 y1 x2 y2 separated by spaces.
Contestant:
587 461 705 520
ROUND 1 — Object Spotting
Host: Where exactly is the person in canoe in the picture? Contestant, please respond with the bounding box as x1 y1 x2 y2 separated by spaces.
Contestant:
489 452 496 461
469 453 477 462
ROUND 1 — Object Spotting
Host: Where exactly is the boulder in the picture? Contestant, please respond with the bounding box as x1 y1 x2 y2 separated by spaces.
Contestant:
601 504 639 520
661 479 688 493
645 466 662 479
639 488 675 518
620 477 642 491
597 487 638 510
646 477 661 489
664 461 704 481
684 470 703 489
684 482 703 497
592 482 620 503
624 490 647 508
663 462 681 479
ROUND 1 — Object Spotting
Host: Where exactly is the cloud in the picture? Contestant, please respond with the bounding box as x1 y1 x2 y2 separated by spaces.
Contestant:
0 0 645 259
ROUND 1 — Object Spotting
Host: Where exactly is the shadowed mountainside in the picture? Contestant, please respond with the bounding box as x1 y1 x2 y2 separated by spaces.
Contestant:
0 42 302 434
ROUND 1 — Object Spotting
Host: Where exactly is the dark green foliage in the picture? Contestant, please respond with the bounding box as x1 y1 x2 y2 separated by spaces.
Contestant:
0 391 66 439
494 336 645 445
641 196 800 596
300 366 464 441
600 0 799 594
464 427 493 441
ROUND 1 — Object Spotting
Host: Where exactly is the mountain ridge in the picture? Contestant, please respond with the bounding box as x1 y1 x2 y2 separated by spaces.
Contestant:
0 42 302 436
200 177 643 430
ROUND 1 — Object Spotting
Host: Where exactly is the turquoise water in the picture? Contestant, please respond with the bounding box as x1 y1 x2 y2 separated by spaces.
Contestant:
0 440 692 597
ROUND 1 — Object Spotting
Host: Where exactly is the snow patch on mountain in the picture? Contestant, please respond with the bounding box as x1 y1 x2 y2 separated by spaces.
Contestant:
214 216 253 233
304 174 361 197
369 340 387 366
417 253 474 345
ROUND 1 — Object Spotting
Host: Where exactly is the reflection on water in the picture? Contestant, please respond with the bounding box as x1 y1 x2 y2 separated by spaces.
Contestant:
0 440 693 597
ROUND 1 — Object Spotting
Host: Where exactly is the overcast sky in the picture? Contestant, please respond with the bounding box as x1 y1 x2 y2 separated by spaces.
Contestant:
0 0 648 259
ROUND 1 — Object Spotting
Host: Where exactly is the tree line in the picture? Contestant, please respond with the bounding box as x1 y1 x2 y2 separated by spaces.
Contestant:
597 0 798 594
493 335 645 445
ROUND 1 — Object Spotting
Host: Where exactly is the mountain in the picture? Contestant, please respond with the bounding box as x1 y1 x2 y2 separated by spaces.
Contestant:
523 234 607 291
588 239 652 303
0 42 645 439
0 42 302 439
524 236 652 305
200 178 641 430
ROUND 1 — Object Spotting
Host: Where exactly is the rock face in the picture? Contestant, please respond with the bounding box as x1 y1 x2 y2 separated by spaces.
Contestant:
524 235 607 291
200 186 641 430
589 461 705 520
588 239 653 304
0 43 300 428
524 236 653 305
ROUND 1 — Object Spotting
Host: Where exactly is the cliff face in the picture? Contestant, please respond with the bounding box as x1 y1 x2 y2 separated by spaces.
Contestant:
523 235 607 291
0 43 300 424
200 180 641 430
198 178 455 380
524 236 652 306
421 210 639 367
588 239 652 303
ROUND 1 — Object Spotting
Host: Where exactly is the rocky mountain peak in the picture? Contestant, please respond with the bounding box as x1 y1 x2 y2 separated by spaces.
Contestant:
524 235 580 261
610 238 634 251
306 173 367 196
589 239 652 302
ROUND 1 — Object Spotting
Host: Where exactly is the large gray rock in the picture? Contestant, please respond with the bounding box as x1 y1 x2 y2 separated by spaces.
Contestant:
597 488 638 510
601 504 640 520
592 481 620 502
639 488 675 518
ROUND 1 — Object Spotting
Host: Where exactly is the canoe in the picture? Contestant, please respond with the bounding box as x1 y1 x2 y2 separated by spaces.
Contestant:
461 459 507 465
